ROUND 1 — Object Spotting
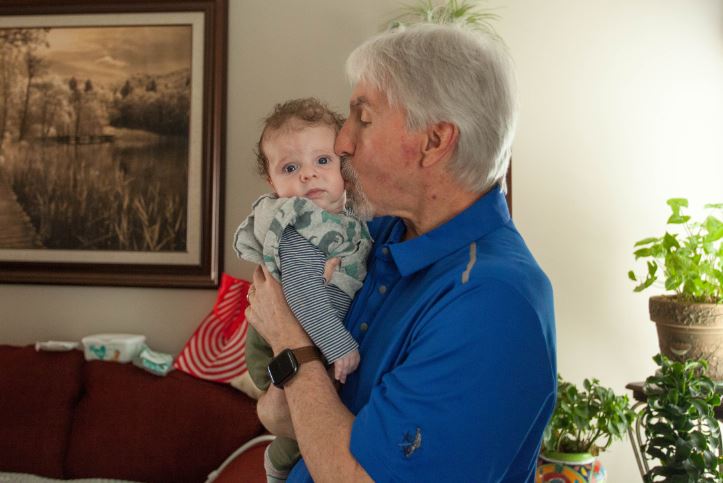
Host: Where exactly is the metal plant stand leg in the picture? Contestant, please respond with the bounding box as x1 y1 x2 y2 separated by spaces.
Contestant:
628 401 649 481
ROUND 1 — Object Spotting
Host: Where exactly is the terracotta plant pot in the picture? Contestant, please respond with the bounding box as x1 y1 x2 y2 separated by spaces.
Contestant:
649 295 723 381
536 452 606 483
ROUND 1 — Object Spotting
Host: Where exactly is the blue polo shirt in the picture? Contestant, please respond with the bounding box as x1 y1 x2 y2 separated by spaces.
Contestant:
288 186 556 482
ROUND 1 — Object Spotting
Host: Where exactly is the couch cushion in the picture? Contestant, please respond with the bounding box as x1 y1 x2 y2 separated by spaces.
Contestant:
0 345 85 478
65 361 263 483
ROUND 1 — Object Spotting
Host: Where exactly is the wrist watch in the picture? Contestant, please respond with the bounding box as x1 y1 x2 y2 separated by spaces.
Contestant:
267 346 323 388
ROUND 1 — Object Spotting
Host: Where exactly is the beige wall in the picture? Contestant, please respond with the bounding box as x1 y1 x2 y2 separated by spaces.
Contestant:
1 0 722 479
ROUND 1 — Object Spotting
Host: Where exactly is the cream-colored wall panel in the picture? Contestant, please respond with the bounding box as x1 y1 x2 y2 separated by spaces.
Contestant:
493 0 723 478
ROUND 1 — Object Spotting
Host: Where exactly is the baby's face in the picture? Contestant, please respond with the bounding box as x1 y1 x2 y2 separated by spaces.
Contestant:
264 124 345 213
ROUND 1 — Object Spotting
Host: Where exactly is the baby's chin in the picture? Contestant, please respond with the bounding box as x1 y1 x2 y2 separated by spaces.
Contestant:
307 195 346 214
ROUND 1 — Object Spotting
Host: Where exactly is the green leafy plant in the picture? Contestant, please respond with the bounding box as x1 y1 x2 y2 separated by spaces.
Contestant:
629 198 723 304
388 0 499 34
542 375 636 456
640 354 723 482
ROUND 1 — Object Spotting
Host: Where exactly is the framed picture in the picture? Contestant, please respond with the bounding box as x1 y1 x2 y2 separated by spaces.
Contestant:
0 0 226 288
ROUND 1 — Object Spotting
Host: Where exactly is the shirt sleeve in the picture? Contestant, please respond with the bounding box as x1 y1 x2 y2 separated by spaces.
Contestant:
279 226 358 363
348 280 556 482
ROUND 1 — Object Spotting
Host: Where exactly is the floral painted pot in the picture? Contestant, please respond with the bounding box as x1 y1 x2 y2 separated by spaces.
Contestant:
535 451 606 483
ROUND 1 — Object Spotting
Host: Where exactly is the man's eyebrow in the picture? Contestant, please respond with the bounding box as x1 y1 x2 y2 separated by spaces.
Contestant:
350 96 369 109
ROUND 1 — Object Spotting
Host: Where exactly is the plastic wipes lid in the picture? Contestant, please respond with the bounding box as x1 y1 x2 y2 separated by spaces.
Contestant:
35 341 80 352
82 334 146 344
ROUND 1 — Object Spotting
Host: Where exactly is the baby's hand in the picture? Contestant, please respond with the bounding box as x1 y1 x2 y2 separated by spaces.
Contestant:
323 257 341 284
333 349 360 384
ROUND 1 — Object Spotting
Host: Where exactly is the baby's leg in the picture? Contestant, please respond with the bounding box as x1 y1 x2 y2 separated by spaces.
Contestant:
245 325 274 391
265 436 301 482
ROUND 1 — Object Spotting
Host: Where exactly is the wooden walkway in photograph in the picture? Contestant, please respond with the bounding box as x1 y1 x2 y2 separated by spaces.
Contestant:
0 170 43 249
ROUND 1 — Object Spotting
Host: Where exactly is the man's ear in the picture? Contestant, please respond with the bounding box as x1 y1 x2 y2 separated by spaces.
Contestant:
421 121 459 168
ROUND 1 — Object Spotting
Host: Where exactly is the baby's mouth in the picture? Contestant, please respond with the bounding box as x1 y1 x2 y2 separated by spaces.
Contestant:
306 189 325 198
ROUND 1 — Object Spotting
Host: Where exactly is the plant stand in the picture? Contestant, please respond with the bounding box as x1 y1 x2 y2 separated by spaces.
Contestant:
626 381 723 481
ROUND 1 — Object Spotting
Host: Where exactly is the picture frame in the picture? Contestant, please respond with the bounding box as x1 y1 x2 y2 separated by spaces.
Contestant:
0 0 227 288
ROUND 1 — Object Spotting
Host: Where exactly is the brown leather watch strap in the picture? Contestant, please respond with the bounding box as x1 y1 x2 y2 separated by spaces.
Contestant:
291 346 323 365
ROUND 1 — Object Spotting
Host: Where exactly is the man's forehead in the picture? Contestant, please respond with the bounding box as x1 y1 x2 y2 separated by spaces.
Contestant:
349 83 385 109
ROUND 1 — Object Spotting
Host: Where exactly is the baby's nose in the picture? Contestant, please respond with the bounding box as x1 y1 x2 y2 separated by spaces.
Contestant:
299 166 317 180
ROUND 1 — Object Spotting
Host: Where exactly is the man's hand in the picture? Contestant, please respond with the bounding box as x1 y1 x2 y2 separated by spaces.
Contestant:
333 349 360 384
257 385 296 439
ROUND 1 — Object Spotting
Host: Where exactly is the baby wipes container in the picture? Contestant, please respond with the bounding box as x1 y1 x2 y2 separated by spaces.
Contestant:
82 334 146 363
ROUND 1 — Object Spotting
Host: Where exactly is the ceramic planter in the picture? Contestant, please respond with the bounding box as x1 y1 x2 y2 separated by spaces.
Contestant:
536 452 606 483
649 295 723 381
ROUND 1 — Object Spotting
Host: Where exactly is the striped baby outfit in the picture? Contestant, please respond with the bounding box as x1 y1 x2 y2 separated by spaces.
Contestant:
233 194 372 362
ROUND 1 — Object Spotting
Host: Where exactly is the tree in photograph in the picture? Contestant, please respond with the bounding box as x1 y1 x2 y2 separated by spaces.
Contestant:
34 80 68 140
66 77 108 139
109 71 190 137
0 43 20 145
18 51 45 141
120 80 133 98
68 76 82 138
0 28 49 142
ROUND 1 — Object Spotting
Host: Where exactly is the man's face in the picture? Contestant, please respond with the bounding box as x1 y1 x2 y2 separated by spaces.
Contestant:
335 82 425 218
264 123 346 213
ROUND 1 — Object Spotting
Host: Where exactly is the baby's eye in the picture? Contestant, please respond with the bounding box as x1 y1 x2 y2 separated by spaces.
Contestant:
282 163 298 174
317 156 330 165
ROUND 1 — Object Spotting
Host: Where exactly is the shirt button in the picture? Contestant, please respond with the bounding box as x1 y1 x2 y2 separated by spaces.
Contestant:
360 323 369 332
378 285 387 294
382 247 389 256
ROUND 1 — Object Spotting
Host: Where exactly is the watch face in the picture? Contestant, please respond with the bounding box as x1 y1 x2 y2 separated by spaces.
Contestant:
268 349 299 387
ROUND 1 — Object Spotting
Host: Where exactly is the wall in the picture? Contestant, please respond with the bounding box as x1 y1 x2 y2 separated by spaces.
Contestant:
1 0 721 479
494 0 723 477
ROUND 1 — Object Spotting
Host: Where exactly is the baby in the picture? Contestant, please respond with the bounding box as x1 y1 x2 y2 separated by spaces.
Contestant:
233 97 372 482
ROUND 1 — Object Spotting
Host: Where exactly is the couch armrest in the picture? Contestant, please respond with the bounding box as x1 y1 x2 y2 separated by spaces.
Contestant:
207 434 275 483
0 346 85 478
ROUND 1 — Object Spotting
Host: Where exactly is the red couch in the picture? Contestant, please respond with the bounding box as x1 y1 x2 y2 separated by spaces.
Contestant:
0 345 268 482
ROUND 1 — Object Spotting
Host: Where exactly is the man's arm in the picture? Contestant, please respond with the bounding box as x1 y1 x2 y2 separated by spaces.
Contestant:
247 265 373 483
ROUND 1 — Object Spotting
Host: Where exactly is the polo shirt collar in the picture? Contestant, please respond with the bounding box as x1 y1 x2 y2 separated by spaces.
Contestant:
387 186 511 277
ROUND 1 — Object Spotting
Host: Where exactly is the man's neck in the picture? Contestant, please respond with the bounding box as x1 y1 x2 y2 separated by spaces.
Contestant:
400 182 487 241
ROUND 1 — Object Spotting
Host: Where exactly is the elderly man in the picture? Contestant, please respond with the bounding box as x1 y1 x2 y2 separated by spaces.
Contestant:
246 24 556 483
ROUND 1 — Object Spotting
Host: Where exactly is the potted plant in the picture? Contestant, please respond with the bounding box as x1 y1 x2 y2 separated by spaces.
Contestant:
537 376 636 483
387 0 499 34
638 353 723 482
629 198 723 379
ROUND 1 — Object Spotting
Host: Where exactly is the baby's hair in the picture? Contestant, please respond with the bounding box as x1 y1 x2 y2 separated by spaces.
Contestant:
255 97 345 177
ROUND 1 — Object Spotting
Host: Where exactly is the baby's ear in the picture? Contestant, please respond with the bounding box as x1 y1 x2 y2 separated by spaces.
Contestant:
266 176 275 191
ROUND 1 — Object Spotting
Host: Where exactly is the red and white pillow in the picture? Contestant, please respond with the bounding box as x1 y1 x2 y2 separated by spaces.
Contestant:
174 274 251 383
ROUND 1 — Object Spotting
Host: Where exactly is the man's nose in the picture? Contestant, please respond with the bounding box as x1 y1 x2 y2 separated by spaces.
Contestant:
335 120 354 158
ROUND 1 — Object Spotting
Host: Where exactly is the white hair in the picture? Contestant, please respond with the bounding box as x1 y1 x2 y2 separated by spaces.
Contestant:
345 24 517 194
